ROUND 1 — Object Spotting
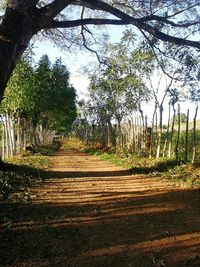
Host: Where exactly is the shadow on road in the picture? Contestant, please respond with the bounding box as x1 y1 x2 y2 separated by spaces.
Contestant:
1 149 200 267
1 186 200 267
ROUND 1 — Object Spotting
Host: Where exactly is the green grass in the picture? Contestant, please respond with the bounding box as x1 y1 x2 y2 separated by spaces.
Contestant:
84 147 200 188
5 155 50 169
162 165 200 188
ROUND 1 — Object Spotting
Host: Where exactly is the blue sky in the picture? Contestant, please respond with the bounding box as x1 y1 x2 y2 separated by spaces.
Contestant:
32 26 200 124
33 25 126 98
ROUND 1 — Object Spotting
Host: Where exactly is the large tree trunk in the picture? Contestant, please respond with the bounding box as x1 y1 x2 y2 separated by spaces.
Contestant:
0 3 37 101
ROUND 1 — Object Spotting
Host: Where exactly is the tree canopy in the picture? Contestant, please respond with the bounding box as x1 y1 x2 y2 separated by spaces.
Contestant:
1 55 77 133
0 0 200 102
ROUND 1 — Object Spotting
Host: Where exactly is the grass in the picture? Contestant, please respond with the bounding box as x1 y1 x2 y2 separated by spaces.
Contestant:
162 164 200 188
61 138 86 150
84 146 200 189
5 155 50 169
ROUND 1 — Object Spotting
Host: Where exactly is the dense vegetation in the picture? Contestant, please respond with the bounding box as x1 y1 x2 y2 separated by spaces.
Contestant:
0 55 77 200
72 42 200 165
0 55 77 158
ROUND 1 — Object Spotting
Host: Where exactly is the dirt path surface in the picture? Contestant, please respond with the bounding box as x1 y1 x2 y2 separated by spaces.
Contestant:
1 144 200 267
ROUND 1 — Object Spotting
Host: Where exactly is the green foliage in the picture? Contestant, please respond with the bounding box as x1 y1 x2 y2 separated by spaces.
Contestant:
1 59 35 116
1 55 77 133
162 165 200 188
84 146 200 188
172 113 187 125
88 47 151 126
0 0 6 11
49 58 77 132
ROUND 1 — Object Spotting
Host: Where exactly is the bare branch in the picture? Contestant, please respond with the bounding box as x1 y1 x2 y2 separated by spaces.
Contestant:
81 26 103 64
39 0 73 19
167 3 200 19
48 16 200 50
48 18 127 28
139 29 181 81
140 15 200 28
81 0 200 49
138 22 200 50
38 0 200 50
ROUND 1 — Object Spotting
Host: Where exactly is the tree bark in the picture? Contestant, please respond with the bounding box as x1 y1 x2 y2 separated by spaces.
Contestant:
149 104 157 158
1 116 5 160
185 109 189 162
192 105 198 164
168 103 176 159
175 104 180 162
156 105 163 159
8 113 15 156
107 120 116 147
163 102 171 158
4 114 9 158
139 108 145 156
0 4 38 101
16 116 22 153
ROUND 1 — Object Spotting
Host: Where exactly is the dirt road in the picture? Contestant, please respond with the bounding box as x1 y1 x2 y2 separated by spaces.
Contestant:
1 145 200 266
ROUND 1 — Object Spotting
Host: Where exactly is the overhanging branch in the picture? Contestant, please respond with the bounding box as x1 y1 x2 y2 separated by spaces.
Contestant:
39 0 74 19
81 0 200 49
37 0 200 50
140 15 200 28
48 18 200 50
48 18 128 28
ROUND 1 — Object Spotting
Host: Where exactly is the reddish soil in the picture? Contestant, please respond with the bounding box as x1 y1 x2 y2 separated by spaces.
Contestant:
1 144 200 267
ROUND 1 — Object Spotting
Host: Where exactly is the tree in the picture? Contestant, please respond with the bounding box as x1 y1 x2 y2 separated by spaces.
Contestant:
0 58 35 156
0 0 200 102
49 57 77 133
87 50 150 147
0 54 77 157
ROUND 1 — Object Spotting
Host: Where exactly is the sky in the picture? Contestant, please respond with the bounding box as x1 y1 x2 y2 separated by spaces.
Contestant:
33 25 125 99
33 41 90 97
32 26 200 125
